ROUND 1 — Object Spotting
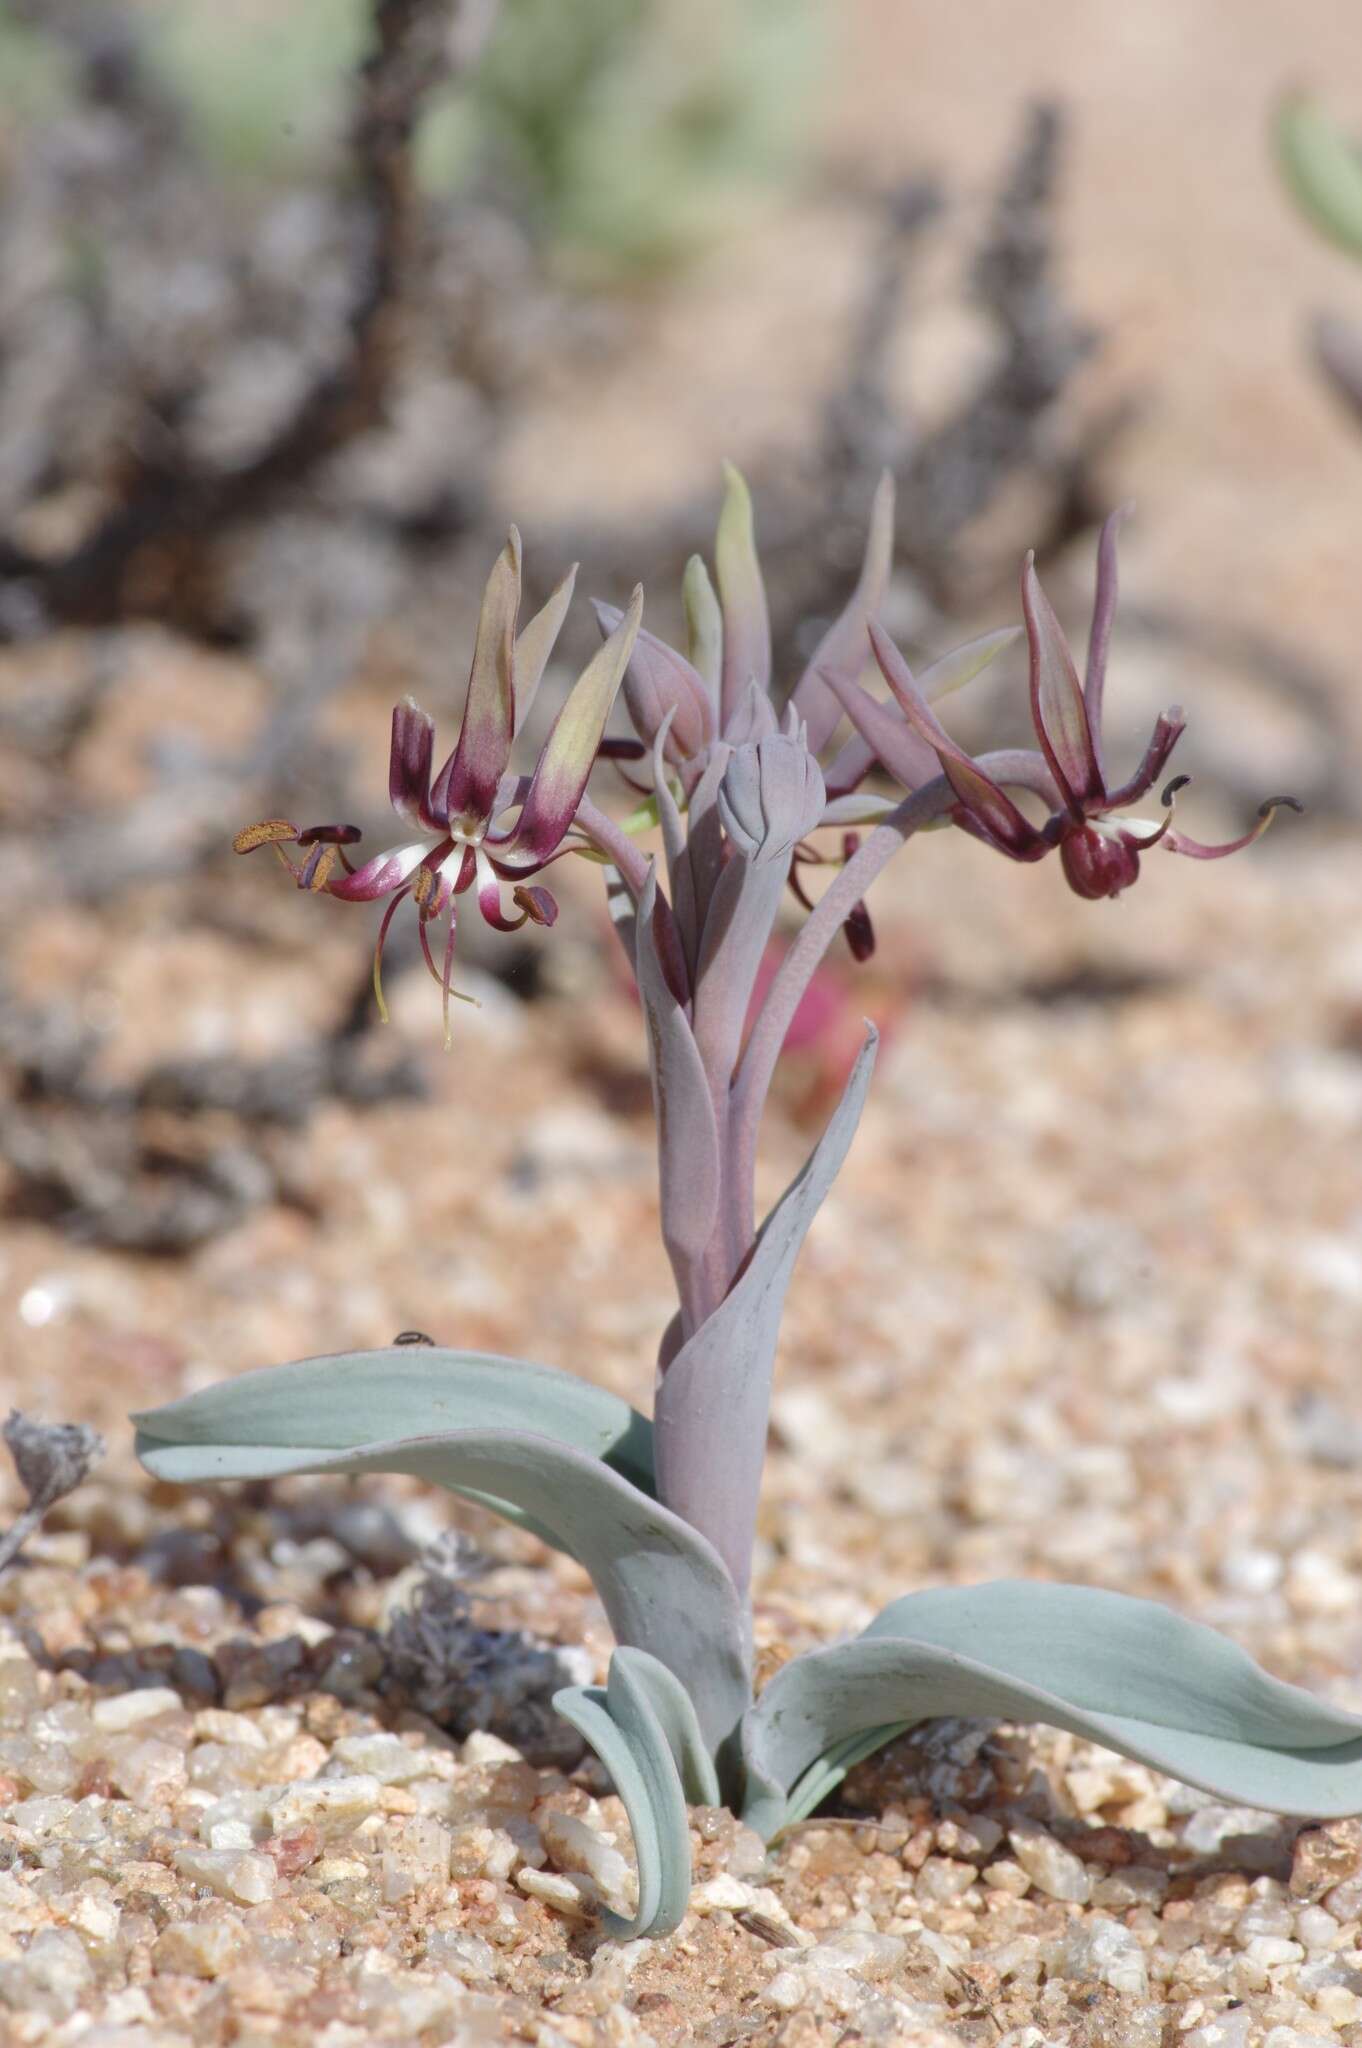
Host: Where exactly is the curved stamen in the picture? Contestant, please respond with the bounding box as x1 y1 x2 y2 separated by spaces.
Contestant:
371 888 411 1024
416 910 477 1049
1164 794 1304 862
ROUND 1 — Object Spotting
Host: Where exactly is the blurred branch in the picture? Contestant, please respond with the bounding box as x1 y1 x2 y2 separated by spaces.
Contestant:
892 102 1100 578
0 0 483 635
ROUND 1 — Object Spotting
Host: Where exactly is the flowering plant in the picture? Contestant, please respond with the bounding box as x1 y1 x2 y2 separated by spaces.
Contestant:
135 472 1362 1938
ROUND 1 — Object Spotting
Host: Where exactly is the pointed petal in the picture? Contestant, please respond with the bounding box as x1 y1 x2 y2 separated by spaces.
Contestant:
1022 554 1103 813
431 529 521 825
513 563 578 733
1084 507 1130 749
1165 796 1303 861
817 659 943 793
723 676 779 747
825 624 1023 798
327 841 435 901
1102 708 1186 810
869 623 1050 859
388 697 436 826
682 552 723 703
716 461 771 725
473 849 528 933
511 587 644 862
791 468 895 755
920 624 1025 705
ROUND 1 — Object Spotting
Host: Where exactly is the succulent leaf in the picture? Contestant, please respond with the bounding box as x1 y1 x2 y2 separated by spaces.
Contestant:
554 1649 697 1938
739 1581 1362 1839
134 1359 752 1751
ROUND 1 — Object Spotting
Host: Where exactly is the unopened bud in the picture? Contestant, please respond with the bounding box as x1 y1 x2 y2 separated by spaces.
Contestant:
717 734 826 865
593 604 713 764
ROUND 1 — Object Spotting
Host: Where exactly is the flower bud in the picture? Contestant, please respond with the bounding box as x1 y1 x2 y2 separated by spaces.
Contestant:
717 734 826 865
593 604 713 764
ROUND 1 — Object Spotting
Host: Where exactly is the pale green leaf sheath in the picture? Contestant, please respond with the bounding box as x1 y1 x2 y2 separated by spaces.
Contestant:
739 1581 1362 1840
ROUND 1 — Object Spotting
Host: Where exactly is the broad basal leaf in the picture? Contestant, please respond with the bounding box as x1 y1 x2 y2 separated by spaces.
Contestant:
739 1580 1362 1838
134 1356 751 1752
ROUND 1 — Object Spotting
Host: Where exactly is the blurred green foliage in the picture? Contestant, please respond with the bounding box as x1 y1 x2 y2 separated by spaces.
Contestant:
0 13 72 132
1277 93 1362 262
145 0 371 176
25 0 824 275
421 0 826 274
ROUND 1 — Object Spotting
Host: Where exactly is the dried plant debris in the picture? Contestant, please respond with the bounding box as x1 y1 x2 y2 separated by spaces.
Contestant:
382 1542 592 1766
0 0 502 641
0 1411 104 1573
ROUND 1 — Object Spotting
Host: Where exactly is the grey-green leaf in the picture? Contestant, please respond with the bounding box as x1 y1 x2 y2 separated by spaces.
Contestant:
135 1348 654 1501
134 1359 751 1752
554 1648 695 1938
740 1580 1362 1839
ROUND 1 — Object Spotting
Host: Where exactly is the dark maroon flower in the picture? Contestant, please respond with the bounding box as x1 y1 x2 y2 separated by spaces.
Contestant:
863 514 1300 901
236 531 641 1039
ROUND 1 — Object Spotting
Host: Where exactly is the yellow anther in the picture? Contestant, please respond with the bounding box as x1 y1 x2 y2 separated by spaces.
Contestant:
233 819 299 854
